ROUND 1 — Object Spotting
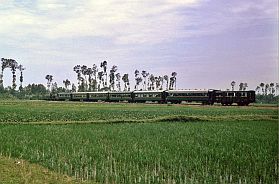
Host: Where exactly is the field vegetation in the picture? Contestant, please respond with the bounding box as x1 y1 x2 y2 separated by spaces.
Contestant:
0 100 278 183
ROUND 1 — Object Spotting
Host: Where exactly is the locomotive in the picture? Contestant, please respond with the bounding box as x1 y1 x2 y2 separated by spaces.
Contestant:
54 89 255 106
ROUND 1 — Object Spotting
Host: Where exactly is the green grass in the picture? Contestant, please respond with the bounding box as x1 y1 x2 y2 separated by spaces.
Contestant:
0 156 81 184
0 121 278 183
0 100 277 183
0 100 277 123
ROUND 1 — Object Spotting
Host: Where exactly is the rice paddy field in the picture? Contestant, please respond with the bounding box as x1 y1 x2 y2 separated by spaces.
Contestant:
0 100 278 183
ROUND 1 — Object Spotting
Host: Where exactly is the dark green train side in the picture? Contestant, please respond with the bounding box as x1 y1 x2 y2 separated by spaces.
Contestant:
52 90 255 106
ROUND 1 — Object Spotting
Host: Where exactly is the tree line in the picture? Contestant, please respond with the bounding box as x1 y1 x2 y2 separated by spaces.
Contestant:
0 58 178 99
45 61 178 93
1 57 278 104
0 58 25 91
230 80 279 96
230 81 279 104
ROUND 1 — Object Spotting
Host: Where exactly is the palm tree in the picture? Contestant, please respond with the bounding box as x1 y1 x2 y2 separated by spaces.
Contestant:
81 65 88 91
73 65 81 88
169 76 174 90
149 74 155 90
141 71 149 90
159 76 163 90
0 58 9 88
163 75 169 90
78 77 85 92
109 65 117 91
86 68 93 91
269 83 275 95
116 73 121 91
239 82 244 91
171 72 177 90
260 83 265 94
231 81 236 91
5 59 18 90
97 71 104 91
63 79 71 91
155 76 160 90
0 58 4 88
18 64 25 91
276 83 279 96
122 74 129 91
45 75 53 91
92 64 98 91
71 83 77 92
243 83 248 91
255 86 261 94
134 70 140 90
265 83 269 95
135 77 142 91
52 82 58 93
100 61 108 87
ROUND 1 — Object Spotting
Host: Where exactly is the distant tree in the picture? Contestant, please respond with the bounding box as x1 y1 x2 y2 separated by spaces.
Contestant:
0 58 9 88
71 83 77 92
81 65 88 91
115 73 121 91
97 71 104 91
231 81 236 91
135 77 142 91
269 83 275 95
92 64 98 91
239 82 244 91
63 79 71 91
73 65 82 88
149 74 155 90
86 68 93 91
100 61 108 87
265 84 269 95
163 75 169 90
18 64 25 91
109 65 117 91
260 83 265 94
141 71 149 90
243 83 248 91
78 77 85 92
45 75 53 91
122 74 129 91
51 82 58 93
3 59 19 90
255 86 261 94
155 76 161 90
24 83 47 96
159 76 163 90
276 83 279 96
171 72 177 90
134 70 140 90
169 76 174 90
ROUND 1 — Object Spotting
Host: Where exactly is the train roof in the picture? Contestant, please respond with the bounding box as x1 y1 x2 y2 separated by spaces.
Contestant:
86 91 109 94
216 90 255 93
108 91 132 94
71 92 88 94
133 90 164 93
167 90 209 93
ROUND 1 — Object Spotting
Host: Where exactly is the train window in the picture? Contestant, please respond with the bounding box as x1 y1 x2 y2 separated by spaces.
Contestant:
241 92 247 97
228 93 235 96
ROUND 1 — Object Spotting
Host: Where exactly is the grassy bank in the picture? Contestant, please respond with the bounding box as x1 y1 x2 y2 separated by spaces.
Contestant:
0 100 277 183
0 121 277 183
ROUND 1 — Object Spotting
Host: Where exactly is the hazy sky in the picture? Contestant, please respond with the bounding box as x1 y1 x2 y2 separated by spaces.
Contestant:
0 0 278 90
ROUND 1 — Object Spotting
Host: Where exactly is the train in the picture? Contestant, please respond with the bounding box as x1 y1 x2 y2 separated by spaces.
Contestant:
52 89 255 106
